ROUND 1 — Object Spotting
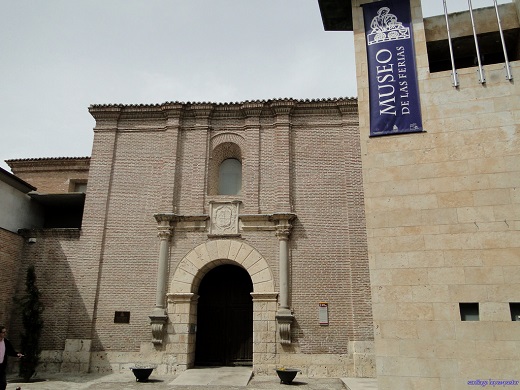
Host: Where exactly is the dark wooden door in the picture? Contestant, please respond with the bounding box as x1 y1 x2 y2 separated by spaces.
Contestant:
195 265 253 366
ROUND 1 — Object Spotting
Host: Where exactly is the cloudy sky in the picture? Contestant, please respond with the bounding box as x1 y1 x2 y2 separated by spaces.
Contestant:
0 0 511 171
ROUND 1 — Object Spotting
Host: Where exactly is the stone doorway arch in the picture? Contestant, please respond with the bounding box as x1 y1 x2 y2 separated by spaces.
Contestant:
195 264 253 366
166 239 278 373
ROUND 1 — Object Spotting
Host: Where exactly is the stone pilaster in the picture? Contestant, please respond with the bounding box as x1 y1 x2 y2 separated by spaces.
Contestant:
188 104 213 213
166 293 199 370
272 213 296 344
242 102 264 213
271 101 295 212
86 105 121 342
150 213 175 345
251 292 279 375
161 103 183 212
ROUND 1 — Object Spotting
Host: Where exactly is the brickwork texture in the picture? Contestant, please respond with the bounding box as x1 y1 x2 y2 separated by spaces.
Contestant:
6 98 374 377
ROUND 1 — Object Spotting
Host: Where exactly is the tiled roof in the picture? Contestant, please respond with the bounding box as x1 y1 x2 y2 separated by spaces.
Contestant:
5 156 90 164
89 97 357 109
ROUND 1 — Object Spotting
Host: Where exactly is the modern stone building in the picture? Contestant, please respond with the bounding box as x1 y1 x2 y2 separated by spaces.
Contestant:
319 0 520 389
2 98 375 377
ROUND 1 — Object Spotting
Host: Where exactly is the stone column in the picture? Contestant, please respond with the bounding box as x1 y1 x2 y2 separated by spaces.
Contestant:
272 213 296 345
150 213 175 345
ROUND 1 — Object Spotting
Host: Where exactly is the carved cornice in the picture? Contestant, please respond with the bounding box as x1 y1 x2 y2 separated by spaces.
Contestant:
88 105 122 122
154 213 178 223
337 99 358 115
211 104 244 119
161 103 184 117
161 103 183 127
87 98 357 126
271 100 295 124
154 213 209 223
237 213 298 233
250 292 278 301
241 102 264 118
190 104 214 118
167 293 199 304
271 213 297 222
154 213 209 233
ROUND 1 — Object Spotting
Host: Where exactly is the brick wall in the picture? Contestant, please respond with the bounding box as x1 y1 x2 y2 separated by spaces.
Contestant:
7 157 90 193
0 228 23 327
85 99 373 371
8 229 83 351
6 98 373 375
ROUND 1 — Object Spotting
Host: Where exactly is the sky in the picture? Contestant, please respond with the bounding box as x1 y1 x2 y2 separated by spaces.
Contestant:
0 0 512 171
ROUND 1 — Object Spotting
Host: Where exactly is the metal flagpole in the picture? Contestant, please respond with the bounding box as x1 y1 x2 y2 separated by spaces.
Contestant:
492 0 513 80
468 0 486 83
443 0 459 87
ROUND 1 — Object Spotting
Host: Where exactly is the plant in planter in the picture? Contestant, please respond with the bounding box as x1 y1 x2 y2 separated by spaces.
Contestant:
275 367 302 384
129 364 157 382
19 266 44 382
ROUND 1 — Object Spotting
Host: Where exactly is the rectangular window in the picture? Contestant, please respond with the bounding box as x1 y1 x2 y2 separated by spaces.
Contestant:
459 302 479 321
69 179 87 193
427 30 520 73
510 303 520 321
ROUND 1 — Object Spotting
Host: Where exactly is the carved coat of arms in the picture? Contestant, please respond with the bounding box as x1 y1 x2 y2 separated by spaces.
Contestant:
209 202 239 235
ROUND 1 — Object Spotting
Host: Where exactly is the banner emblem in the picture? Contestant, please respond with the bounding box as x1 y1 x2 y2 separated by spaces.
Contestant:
367 7 410 45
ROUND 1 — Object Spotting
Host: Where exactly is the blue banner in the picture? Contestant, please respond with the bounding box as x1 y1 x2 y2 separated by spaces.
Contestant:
363 0 423 136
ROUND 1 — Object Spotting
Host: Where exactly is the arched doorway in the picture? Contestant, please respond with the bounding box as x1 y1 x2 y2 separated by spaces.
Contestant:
195 264 253 366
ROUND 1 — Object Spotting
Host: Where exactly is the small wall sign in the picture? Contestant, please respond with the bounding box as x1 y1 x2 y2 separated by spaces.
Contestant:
114 311 130 324
319 302 329 325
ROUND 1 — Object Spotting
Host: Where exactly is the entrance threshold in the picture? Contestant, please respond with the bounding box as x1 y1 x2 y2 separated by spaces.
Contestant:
169 366 253 386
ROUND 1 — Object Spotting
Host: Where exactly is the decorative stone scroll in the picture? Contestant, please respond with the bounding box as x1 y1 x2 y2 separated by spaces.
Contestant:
149 313 168 345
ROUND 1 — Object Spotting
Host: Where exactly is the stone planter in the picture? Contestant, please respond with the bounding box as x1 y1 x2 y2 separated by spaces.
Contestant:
275 368 301 384
130 366 156 382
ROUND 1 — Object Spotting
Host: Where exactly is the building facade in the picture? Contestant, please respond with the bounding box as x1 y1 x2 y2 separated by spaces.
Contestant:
3 98 375 377
320 0 520 388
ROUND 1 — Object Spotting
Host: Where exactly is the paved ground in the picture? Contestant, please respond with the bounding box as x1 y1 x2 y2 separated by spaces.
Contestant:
6 371 350 390
7 366 378 390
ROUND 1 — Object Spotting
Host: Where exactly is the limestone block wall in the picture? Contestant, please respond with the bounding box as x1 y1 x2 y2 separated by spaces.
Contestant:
352 0 520 389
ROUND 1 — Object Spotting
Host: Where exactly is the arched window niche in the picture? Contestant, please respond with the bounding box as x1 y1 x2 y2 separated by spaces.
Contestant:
208 141 243 196
218 158 242 195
